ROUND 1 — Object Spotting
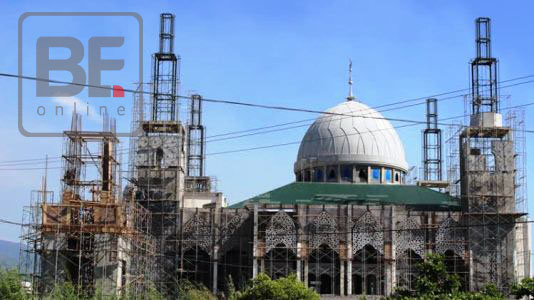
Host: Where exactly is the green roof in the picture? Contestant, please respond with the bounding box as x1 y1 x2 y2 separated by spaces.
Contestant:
230 182 460 210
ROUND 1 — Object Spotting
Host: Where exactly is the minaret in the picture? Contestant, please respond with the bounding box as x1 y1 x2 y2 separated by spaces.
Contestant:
347 59 355 101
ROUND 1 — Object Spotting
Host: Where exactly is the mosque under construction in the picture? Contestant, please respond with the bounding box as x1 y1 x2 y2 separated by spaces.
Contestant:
18 14 530 298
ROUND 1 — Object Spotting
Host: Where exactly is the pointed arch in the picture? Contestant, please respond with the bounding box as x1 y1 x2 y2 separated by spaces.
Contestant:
310 210 339 251
435 217 465 255
308 244 340 295
352 211 384 254
182 213 212 254
395 218 424 257
220 210 250 248
266 211 297 254
396 249 423 292
352 244 385 296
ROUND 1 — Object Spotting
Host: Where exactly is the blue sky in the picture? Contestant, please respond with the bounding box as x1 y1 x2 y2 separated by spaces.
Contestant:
0 0 533 242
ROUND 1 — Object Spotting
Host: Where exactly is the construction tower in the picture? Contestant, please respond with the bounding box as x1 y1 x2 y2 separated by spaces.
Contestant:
131 13 186 295
460 17 523 291
419 98 448 189
185 94 211 192
19 113 154 297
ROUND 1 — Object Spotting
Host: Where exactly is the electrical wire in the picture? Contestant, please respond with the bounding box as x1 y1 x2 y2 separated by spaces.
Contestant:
0 72 532 166
2 71 533 135
1 98 533 168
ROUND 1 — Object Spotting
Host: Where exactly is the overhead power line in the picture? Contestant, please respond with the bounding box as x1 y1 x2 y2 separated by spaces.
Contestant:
1 99 533 169
0 72 532 166
2 71 533 120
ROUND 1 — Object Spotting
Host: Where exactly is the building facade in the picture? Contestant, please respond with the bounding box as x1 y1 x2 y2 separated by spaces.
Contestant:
19 15 530 299
173 95 529 297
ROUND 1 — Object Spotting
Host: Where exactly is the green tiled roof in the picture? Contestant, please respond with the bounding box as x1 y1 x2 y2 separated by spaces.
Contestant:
229 182 460 210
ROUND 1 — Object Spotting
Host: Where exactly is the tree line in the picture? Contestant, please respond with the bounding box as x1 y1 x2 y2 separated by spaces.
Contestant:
2 254 534 299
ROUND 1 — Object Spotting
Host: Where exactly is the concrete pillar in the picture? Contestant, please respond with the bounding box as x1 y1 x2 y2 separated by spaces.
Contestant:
296 257 301 281
296 205 302 281
347 260 352 295
340 261 345 296
252 205 259 278
253 259 258 278
469 249 474 291
386 206 397 296
347 206 353 295
304 260 309 287
427 213 433 255
212 208 219 294
212 259 218 294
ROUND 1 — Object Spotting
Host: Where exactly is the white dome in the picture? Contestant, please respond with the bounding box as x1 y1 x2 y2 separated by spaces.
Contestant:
295 100 409 172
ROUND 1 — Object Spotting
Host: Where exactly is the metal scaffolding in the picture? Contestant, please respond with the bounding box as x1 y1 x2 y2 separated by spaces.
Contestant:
129 13 186 296
471 17 499 115
446 121 463 197
506 108 529 280
151 13 180 122
422 98 443 182
460 17 524 291
19 113 155 298
186 94 205 178
185 94 211 193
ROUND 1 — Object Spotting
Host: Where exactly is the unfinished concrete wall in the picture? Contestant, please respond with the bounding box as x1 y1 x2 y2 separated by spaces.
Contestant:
460 129 518 290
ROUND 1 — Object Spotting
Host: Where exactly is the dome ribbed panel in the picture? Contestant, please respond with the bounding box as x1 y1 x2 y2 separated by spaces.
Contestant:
295 100 408 172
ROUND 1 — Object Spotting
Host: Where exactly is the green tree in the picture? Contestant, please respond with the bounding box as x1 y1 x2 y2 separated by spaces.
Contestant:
177 280 217 300
414 253 461 296
237 273 319 300
0 268 27 300
389 254 505 300
511 277 534 299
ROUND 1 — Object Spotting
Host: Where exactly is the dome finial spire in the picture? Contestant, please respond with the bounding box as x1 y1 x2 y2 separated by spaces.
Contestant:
347 59 355 101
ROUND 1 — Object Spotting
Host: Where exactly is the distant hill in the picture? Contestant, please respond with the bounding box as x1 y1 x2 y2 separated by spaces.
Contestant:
0 240 20 268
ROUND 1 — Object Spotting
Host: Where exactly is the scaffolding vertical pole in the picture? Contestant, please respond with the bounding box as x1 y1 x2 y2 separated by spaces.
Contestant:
187 94 205 177
461 17 519 292
132 13 184 296
471 17 499 116
152 13 179 122
422 98 442 181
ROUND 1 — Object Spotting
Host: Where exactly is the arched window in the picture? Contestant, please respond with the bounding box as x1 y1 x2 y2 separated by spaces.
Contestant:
296 172 302 182
394 172 400 183
265 244 297 280
341 165 353 182
353 274 363 294
384 169 392 183
358 168 368 183
370 168 381 183
304 170 311 182
396 249 423 291
314 168 324 182
353 245 384 296
308 245 340 295
182 248 211 289
444 250 468 291
218 248 251 291
327 168 337 182
366 274 378 295
156 147 164 160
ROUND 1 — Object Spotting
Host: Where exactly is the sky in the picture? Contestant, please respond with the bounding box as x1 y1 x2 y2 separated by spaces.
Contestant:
0 0 533 242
